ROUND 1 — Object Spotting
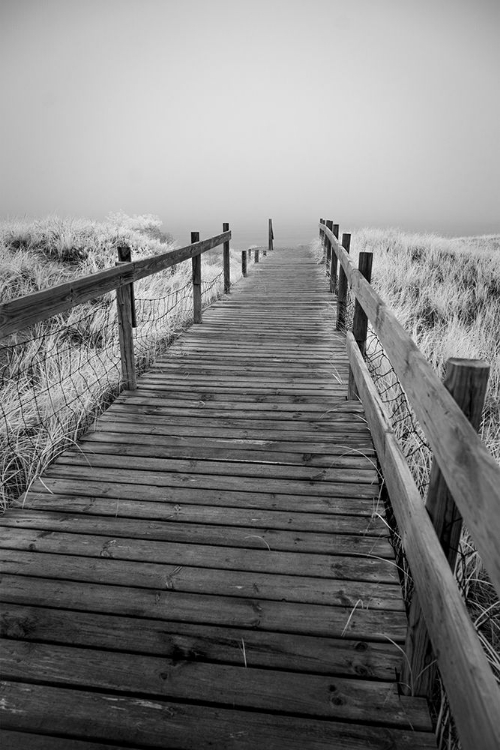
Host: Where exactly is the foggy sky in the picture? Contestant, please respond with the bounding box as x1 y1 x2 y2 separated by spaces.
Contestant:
1 0 499 243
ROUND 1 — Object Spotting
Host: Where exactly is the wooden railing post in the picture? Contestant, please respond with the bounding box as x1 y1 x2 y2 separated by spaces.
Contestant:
348 252 373 400
268 219 274 252
336 233 350 331
401 358 490 697
191 231 202 323
241 250 247 277
319 218 325 257
248 248 252 262
333 224 339 240
255 248 260 263
325 220 333 268
223 223 230 294
115 245 137 391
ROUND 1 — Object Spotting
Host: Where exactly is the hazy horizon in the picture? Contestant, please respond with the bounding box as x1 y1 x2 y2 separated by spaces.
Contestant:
1 0 499 241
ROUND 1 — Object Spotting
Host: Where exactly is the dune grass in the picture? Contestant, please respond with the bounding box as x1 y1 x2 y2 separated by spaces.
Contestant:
0 213 242 508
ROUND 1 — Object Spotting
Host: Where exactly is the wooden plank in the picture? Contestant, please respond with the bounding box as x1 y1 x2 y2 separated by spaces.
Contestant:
44 463 379 499
0 512 394 558
1 524 401 592
0 682 437 750
0 577 407 640
346 331 500 750
81 430 376 465
0 641 431 729
0 603 402 679
20 485 381 516
57 451 378 484
0 730 135 750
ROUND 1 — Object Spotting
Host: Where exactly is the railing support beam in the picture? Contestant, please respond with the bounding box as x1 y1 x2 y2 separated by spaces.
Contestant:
348 251 373 399
191 231 202 323
336 233 350 331
115 245 137 391
223 223 230 293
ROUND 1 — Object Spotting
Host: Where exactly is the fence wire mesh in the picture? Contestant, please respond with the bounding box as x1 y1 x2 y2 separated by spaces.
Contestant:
0 266 225 507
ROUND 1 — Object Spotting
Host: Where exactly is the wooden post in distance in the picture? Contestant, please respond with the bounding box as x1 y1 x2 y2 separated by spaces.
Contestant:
255 248 260 263
115 245 137 390
325 220 333 267
348 252 373 399
223 223 230 294
191 231 202 323
336 233 350 331
241 250 247 277
268 219 274 252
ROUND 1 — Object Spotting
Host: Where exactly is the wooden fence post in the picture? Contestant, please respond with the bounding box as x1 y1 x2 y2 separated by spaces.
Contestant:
191 231 202 323
401 358 490 697
325 220 333 268
268 219 274 252
248 248 252 262
319 218 325 257
336 233 350 331
223 222 230 294
348 252 373 399
255 248 260 263
241 250 247 277
115 245 137 390
333 224 339 239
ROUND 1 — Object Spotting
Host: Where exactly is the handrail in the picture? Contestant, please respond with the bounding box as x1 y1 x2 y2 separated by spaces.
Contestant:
0 231 231 339
320 222 500 600
320 220 500 750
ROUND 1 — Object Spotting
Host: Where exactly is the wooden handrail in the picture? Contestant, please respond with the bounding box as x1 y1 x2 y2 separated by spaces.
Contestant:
0 231 231 339
347 332 500 750
320 221 500 601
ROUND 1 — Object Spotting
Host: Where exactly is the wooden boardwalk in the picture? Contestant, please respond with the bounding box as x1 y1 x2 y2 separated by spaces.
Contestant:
0 247 435 748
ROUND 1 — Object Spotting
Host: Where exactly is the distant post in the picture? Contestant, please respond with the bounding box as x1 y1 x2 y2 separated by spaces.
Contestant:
319 218 325 257
348 251 373 399
191 231 202 323
325 220 333 267
268 219 274 252
223 222 230 294
241 250 247 277
336 233 350 331
255 248 260 263
115 245 137 390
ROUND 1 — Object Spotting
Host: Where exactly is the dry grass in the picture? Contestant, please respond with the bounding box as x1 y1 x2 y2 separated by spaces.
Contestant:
0 213 242 509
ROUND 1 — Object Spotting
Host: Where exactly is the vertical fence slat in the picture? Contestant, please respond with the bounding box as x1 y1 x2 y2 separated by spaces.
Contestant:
348 251 373 399
336 232 350 331
241 250 247 277
115 245 137 391
401 358 490 697
191 231 202 323
223 223 230 294
325 220 333 269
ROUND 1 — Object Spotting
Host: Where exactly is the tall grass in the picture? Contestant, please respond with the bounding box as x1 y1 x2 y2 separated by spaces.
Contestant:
0 213 241 508
314 228 500 748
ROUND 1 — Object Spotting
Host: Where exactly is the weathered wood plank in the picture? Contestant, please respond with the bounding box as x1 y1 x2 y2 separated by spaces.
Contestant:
0 682 437 750
0 604 402 679
0 577 407 640
0 513 394 558
0 641 431 729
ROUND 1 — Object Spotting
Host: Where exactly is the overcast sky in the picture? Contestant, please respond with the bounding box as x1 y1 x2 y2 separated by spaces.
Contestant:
1 0 499 244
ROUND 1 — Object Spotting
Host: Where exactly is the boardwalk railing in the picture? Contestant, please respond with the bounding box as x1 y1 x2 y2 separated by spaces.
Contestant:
0 227 232 390
319 220 500 750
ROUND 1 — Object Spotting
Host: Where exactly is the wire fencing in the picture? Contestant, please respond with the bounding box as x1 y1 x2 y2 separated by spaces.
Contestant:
0 266 225 508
